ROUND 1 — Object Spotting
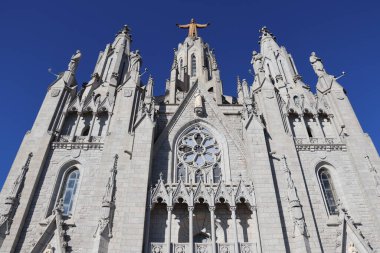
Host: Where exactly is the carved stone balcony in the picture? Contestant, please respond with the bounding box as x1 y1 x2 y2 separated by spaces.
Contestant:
294 137 346 152
150 242 257 253
52 135 104 150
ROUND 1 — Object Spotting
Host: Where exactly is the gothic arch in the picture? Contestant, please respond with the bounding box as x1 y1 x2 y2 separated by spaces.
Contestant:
313 160 345 216
171 119 231 183
45 159 85 218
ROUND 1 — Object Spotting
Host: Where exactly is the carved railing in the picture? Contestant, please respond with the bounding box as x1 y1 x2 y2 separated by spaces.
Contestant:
173 243 189 253
52 135 104 150
151 242 166 253
219 243 235 253
149 242 257 253
57 135 70 142
294 137 346 152
239 242 257 253
195 243 212 253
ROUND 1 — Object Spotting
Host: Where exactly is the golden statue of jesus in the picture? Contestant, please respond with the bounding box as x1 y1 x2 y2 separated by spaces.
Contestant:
176 18 210 38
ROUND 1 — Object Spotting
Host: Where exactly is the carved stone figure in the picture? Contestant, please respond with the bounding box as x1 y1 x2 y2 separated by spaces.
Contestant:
68 50 81 73
176 18 210 38
128 50 142 73
309 52 326 77
282 156 308 237
43 244 54 253
194 90 203 116
348 242 358 253
251 51 264 74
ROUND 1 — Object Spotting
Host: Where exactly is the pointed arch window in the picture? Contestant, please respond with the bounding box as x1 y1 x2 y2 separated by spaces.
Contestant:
61 169 80 216
213 164 221 183
191 54 196 77
318 168 338 215
176 124 221 183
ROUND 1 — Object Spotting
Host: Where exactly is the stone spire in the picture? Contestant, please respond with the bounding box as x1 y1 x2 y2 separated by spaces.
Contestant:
259 26 280 54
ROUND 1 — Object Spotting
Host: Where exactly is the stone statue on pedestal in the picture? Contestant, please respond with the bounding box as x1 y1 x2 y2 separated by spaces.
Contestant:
68 50 81 73
309 52 326 77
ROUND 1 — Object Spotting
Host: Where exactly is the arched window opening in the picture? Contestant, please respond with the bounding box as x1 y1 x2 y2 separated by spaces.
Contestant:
306 126 313 138
176 124 222 184
81 125 90 136
177 163 186 182
318 168 338 215
61 113 77 136
94 94 101 103
195 170 202 183
293 95 300 107
191 54 196 77
213 164 221 183
61 169 80 216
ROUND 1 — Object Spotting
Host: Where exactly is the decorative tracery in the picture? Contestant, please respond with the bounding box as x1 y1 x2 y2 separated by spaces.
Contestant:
176 124 221 183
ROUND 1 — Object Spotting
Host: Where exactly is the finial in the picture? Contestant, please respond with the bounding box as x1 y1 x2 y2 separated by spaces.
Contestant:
117 25 130 36
259 26 276 41
159 172 163 181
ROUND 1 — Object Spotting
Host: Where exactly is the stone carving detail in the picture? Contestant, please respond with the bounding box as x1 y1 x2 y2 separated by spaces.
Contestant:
151 175 256 210
194 89 204 116
151 242 165 253
348 242 358 253
365 155 380 196
176 124 221 183
93 154 119 238
309 52 326 78
282 155 309 237
51 88 60 97
68 50 81 73
251 51 264 76
53 198 68 252
43 244 55 253
0 152 33 235
128 50 142 82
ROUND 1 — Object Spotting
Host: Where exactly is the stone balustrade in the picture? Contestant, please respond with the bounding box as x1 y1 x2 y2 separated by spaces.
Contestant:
150 242 257 253
294 137 346 152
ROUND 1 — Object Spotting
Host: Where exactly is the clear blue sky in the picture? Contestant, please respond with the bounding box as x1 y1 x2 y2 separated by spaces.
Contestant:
0 0 379 188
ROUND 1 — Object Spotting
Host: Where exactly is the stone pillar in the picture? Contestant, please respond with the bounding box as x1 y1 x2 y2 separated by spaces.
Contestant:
313 114 324 138
299 114 310 138
209 206 216 253
106 112 113 135
86 112 97 142
230 206 239 253
188 206 194 253
251 206 262 253
167 206 173 253
69 112 81 142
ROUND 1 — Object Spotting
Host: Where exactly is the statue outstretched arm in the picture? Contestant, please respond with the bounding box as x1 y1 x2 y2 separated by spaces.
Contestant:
196 23 210 28
176 24 190 29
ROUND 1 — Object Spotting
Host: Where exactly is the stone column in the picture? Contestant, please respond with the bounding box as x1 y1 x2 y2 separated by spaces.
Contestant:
209 206 216 253
230 206 239 253
299 114 310 138
86 112 97 142
314 114 324 138
69 112 81 142
105 112 113 135
167 206 173 253
251 206 262 253
188 206 194 253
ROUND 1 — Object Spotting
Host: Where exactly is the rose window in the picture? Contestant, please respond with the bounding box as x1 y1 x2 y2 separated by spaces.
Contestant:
176 125 221 183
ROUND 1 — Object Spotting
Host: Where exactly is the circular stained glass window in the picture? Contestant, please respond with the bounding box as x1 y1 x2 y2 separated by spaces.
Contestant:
177 125 221 170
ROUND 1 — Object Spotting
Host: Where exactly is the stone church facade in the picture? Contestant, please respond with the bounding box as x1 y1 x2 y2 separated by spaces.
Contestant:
0 22 379 253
